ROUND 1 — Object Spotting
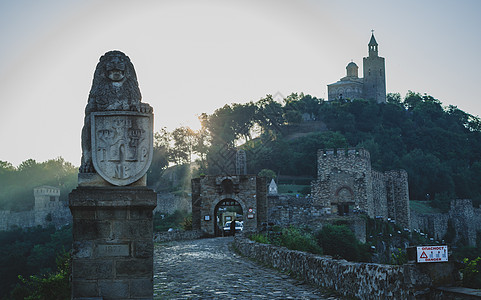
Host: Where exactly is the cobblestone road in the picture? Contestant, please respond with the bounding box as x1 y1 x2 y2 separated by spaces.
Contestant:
154 237 341 299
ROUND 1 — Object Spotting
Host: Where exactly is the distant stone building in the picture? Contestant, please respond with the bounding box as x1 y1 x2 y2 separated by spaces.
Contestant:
0 185 71 231
311 148 410 229
328 33 386 103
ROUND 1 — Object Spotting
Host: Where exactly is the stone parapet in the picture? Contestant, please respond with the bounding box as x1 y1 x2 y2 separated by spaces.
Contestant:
234 236 432 299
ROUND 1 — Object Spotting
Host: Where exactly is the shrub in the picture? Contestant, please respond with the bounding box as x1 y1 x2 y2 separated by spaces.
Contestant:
316 224 361 261
279 226 322 254
461 257 481 289
390 248 408 265
181 214 192 231
250 233 270 244
153 210 189 232
10 251 71 300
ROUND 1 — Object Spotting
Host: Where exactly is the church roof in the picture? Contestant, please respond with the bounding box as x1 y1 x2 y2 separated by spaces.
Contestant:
347 61 358 68
369 33 378 46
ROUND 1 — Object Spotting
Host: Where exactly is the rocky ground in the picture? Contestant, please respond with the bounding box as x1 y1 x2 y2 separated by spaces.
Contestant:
154 237 342 299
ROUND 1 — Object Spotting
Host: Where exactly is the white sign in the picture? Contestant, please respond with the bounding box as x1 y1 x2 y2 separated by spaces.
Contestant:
417 245 448 263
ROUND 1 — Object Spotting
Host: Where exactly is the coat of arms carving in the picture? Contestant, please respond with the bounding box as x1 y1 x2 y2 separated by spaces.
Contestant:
91 111 153 186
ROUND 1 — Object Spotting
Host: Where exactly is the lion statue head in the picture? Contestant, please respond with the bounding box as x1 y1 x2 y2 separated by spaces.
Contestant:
80 50 152 173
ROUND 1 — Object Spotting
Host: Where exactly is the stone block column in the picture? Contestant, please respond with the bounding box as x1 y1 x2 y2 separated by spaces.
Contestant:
69 187 156 299
71 50 156 299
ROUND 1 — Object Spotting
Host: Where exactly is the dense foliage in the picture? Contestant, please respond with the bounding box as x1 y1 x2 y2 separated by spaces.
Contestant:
153 210 192 232
10 251 71 300
0 158 77 211
0 225 72 298
127 91 481 211
250 226 322 255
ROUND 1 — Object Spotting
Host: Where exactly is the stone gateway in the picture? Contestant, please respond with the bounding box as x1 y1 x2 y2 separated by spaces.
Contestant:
69 50 156 300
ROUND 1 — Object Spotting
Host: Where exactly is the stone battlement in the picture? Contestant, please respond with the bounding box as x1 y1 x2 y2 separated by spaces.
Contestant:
318 148 370 160
312 148 410 229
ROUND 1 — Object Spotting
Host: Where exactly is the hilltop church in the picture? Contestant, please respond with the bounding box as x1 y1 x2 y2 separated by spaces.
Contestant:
327 33 386 103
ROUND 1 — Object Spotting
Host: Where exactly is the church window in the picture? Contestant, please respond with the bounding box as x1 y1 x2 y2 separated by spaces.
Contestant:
380 69 382 76
368 69 371 76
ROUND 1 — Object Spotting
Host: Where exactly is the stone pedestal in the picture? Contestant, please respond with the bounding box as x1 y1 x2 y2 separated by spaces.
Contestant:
69 187 156 300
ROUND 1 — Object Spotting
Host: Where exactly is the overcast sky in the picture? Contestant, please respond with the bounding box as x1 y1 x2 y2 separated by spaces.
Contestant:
1 0 480 167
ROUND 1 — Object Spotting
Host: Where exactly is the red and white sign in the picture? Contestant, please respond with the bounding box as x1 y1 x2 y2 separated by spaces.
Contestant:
417 246 448 263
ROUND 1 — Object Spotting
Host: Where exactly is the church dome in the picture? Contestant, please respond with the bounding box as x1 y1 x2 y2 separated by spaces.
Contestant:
346 62 358 77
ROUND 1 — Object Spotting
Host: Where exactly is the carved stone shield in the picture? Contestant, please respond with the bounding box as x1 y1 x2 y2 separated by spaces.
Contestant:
91 111 153 186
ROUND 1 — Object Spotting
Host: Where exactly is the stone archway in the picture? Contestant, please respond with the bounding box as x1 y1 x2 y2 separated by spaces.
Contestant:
191 175 267 236
213 198 244 237
333 186 354 216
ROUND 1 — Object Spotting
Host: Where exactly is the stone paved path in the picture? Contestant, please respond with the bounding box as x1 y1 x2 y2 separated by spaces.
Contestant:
154 237 341 299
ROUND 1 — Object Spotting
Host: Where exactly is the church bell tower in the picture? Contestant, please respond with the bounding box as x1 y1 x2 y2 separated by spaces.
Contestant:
363 32 386 103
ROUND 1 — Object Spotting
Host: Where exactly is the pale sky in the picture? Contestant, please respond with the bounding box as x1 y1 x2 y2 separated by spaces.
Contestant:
1 0 480 167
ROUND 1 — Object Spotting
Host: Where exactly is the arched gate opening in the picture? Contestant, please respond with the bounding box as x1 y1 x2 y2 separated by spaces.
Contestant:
214 199 243 237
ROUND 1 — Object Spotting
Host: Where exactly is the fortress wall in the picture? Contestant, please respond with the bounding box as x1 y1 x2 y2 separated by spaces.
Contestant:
385 170 410 229
154 192 192 215
371 170 387 219
449 199 476 246
234 236 431 299
315 148 373 215
0 210 36 230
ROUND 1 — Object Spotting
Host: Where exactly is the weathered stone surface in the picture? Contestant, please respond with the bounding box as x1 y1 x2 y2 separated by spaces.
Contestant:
73 219 111 240
73 260 114 279
69 187 156 299
72 241 94 259
0 185 72 231
411 199 481 247
115 258 152 277
133 240 153 258
191 175 267 236
72 280 98 298
131 278 154 297
91 111 153 186
311 148 410 229
153 229 204 243
97 244 130 257
71 50 155 300
80 50 153 174
154 238 336 299
234 236 432 299
98 280 129 299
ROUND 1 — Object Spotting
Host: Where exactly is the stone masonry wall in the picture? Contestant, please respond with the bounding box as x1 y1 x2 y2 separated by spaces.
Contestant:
385 170 410 229
450 199 476 246
234 236 431 299
191 175 266 236
410 199 480 246
0 210 35 231
311 148 410 229
154 192 191 215
313 149 373 215
0 203 71 231
410 211 449 241
372 170 387 219
267 195 325 227
0 186 72 231
69 187 156 299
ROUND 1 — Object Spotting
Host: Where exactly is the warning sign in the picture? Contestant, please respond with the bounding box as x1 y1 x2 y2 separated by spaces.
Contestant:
416 245 448 263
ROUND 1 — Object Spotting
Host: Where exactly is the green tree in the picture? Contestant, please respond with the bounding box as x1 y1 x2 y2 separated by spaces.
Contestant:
316 224 363 261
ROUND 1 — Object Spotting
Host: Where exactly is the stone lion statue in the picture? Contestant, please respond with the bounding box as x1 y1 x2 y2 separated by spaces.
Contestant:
80 50 152 173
